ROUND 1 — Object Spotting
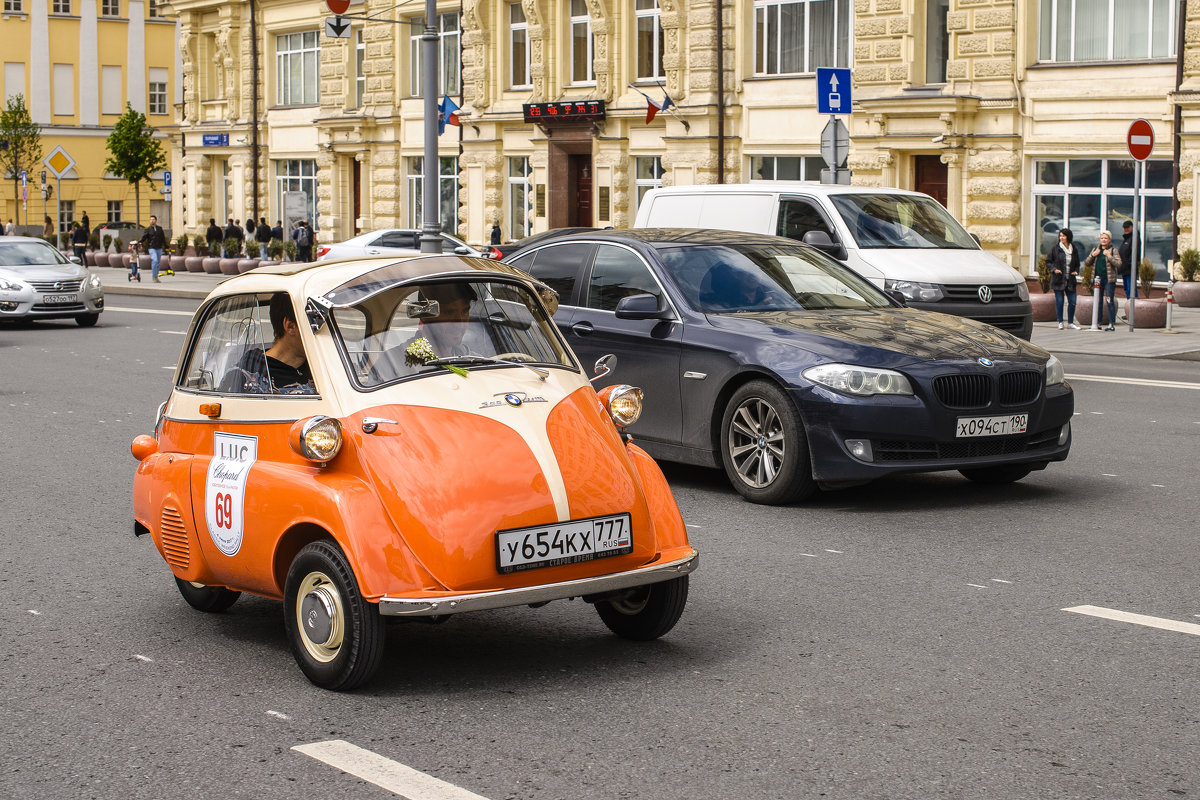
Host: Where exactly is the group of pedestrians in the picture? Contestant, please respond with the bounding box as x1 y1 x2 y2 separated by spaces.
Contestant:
203 216 314 261
1048 220 1135 331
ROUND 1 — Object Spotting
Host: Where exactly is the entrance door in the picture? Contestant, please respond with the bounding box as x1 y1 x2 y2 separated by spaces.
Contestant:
352 160 362 234
569 155 593 227
914 155 948 207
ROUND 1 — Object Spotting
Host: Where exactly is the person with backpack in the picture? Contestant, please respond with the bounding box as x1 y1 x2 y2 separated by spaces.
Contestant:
293 220 314 262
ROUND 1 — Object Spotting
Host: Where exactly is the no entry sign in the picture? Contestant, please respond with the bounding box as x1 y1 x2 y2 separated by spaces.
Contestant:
1127 119 1154 162
326 0 350 14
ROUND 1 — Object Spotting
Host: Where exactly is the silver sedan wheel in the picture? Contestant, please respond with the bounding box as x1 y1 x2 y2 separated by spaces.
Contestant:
727 397 786 488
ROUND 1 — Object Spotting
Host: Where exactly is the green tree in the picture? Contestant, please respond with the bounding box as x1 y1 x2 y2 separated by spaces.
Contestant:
0 95 43 221
104 104 167 226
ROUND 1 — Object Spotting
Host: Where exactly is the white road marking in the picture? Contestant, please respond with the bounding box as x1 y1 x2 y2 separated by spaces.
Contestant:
162 365 175 369
824 549 843 554
293 740 492 800
1151 484 1165 487
105 305 194 317
27 610 40 615
990 579 1012 584
966 584 987 589
1063 605 1200 637
157 330 187 335
133 654 153 663
266 710 290 720
1066 373 1200 391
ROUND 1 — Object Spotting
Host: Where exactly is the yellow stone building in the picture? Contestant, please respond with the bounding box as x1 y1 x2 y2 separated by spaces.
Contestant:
1 0 178 235
167 0 1191 278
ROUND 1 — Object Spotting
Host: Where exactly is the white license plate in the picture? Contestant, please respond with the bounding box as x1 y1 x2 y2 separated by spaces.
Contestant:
496 513 632 574
42 294 78 305
956 414 1028 438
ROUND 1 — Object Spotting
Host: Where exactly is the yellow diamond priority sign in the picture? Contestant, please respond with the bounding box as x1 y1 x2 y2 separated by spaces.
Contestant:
44 146 76 179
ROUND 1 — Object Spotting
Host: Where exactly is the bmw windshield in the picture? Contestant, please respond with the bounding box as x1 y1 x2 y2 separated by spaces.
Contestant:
830 193 978 249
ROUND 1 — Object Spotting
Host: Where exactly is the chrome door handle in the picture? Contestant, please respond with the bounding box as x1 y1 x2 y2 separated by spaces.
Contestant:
571 321 594 335
362 417 398 434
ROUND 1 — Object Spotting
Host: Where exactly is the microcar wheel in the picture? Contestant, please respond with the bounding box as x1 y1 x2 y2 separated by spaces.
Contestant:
959 463 1035 485
75 313 100 327
720 380 815 504
595 576 689 641
283 540 385 691
174 578 240 613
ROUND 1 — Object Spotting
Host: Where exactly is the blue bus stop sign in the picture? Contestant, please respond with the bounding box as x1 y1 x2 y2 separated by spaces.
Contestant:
816 68 852 115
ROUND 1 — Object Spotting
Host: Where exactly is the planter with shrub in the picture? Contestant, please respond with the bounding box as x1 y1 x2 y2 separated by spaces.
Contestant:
1172 248 1200 307
219 236 243 275
238 240 261 273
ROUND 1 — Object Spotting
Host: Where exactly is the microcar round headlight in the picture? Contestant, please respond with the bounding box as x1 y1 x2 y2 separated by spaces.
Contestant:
289 416 343 462
598 384 644 428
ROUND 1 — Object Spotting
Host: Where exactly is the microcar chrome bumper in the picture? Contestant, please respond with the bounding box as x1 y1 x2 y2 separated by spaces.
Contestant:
378 550 699 617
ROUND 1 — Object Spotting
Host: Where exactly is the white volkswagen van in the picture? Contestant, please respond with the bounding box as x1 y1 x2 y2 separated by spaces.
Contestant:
633 183 1032 339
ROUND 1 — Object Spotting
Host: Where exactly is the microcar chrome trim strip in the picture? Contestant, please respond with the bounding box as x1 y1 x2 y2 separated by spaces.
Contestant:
377 551 699 617
163 415 303 425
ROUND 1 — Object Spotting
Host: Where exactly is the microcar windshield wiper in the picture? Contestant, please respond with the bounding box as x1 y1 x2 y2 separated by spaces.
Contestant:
427 355 549 381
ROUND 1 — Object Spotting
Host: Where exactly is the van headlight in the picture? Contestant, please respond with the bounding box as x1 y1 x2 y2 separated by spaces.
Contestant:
1016 281 1030 301
803 364 914 396
1045 354 1064 386
884 279 944 303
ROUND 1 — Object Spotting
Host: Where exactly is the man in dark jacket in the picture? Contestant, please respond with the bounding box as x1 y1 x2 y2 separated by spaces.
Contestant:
292 220 314 262
139 215 168 283
271 220 284 241
71 221 88 262
206 218 223 255
1118 219 1135 304
223 218 241 256
255 217 272 247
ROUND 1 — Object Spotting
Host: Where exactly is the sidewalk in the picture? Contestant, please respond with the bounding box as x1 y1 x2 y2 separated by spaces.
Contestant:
93 264 1200 360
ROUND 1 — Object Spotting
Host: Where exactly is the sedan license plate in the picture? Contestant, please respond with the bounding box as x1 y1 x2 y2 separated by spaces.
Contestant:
496 513 632 574
42 293 78 305
956 414 1028 438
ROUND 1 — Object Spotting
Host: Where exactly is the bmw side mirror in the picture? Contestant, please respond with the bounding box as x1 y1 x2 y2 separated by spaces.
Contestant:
615 293 672 320
885 289 908 307
801 230 847 261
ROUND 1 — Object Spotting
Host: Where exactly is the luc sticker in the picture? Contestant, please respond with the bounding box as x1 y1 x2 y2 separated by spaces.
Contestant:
205 432 258 556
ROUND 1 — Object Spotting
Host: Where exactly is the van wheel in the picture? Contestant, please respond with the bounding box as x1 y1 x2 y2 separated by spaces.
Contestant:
959 463 1034 484
174 578 240 612
595 577 688 640
720 381 815 504
284 540 385 691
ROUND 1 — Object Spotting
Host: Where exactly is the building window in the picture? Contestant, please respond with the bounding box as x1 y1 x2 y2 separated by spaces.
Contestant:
754 0 851 75
147 0 159 16
276 31 319 106
508 157 533 240
100 0 118 16
58 201 75 236
407 156 459 234
355 30 365 108
509 3 531 88
570 0 594 84
107 201 122 223
750 155 824 181
1033 158 1174 280
634 156 664 209
148 68 168 115
926 0 948 82
409 12 460 97
52 0 70 14
3 0 23 12
275 159 318 229
635 0 664 80
52 64 73 116
1039 0 1177 61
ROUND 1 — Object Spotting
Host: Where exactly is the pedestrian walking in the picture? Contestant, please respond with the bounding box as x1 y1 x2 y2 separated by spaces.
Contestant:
1047 228 1081 330
270 220 284 241
255 216 272 247
490 222 502 246
5 218 15 236
127 239 141 282
1118 219 1135 318
139 215 167 282
80 210 90 237
1084 230 1122 331
43 215 55 241
292 220 314 262
245 217 256 239
206 218 223 256
71 221 88 263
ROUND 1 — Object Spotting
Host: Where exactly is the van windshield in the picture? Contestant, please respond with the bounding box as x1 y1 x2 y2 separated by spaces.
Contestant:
830 194 978 250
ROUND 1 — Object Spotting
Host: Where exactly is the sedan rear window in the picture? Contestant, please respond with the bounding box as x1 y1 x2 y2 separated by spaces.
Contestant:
0 242 70 266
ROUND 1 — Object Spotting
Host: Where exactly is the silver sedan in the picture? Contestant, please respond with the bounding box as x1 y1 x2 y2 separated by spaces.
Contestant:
0 237 104 327
316 229 480 261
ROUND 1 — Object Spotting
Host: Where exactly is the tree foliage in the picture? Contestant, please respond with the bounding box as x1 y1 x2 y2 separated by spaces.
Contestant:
0 95 43 214
104 104 167 225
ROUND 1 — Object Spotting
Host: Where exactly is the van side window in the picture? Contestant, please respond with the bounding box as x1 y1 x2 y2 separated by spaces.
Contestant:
586 245 661 312
777 200 836 243
519 243 595 307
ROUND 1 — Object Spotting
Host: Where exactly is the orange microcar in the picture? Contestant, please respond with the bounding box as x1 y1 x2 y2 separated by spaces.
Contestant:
132 254 698 690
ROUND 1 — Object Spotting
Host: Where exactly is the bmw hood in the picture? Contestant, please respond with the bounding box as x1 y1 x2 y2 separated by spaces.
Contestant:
708 307 1050 365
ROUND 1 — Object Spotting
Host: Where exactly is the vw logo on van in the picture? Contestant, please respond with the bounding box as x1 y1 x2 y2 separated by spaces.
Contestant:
977 285 993 303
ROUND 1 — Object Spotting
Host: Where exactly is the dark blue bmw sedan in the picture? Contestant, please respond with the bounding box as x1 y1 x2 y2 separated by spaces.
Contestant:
505 229 1073 505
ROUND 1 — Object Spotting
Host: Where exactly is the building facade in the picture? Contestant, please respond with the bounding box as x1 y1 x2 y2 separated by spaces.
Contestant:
169 0 1194 278
1 0 178 234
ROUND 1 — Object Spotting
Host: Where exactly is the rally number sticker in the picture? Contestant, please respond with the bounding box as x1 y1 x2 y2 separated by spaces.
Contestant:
205 432 258 556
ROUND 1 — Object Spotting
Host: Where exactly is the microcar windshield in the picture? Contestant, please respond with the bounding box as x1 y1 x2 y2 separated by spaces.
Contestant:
329 277 576 388
829 193 978 250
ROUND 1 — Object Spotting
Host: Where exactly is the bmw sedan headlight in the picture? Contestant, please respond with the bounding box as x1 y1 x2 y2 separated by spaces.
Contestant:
803 364 914 397
0 277 26 292
884 279 945 303
1045 354 1065 386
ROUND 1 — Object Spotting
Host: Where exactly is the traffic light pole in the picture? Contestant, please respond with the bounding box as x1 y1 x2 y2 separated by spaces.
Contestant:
419 0 441 253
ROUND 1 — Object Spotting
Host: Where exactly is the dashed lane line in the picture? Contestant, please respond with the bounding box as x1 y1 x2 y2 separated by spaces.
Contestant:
1066 373 1200 391
104 305 194 316
293 740 492 800
1063 605 1200 637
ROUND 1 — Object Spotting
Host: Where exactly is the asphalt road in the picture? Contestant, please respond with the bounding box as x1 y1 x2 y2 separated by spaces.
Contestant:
2 298 1198 800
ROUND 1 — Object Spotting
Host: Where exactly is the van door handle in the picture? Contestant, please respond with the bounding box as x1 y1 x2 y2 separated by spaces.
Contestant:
571 321 594 336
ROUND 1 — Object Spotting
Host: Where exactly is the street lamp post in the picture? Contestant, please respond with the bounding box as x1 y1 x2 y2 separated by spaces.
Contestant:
419 0 441 253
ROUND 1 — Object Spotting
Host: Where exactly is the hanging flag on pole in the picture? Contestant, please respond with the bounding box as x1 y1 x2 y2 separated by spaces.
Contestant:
627 83 675 124
438 95 460 135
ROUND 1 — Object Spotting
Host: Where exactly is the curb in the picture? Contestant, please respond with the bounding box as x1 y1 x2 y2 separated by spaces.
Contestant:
102 284 212 300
